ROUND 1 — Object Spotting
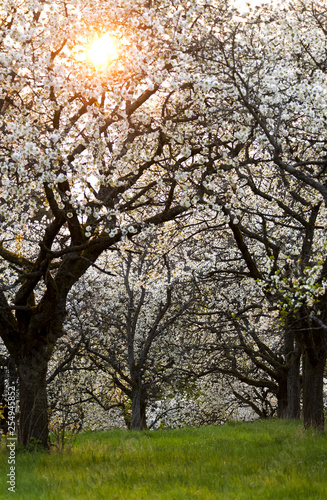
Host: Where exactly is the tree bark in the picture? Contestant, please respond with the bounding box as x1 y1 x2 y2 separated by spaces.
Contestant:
283 321 301 419
17 353 49 448
286 345 301 420
131 386 147 430
5 308 61 448
276 377 288 418
302 335 327 430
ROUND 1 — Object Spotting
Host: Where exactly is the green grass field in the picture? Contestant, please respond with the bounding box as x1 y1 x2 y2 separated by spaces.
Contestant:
0 419 326 499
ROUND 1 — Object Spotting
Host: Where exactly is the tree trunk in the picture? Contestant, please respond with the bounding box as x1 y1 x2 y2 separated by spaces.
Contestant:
131 387 147 430
283 323 301 419
17 353 49 448
302 338 326 430
276 377 288 418
286 343 301 419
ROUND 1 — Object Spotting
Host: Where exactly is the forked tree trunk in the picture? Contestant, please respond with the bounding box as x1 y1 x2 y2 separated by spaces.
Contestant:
0 237 106 448
302 339 326 431
17 354 49 448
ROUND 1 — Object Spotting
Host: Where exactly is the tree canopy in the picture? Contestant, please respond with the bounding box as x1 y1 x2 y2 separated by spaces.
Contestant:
0 0 326 446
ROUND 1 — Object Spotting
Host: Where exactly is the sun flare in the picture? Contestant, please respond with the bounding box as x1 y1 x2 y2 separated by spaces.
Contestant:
87 34 118 67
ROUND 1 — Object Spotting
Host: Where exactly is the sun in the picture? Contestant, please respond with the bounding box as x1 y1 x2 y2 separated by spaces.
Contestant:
87 34 118 68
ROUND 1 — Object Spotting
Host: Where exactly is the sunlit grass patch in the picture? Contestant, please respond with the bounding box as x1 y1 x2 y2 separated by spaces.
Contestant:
0 420 326 499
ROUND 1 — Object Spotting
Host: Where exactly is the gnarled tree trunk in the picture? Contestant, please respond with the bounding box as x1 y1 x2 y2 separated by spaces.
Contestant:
7 307 63 448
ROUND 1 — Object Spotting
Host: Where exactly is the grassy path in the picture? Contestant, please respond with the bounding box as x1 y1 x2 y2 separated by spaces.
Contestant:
0 420 326 499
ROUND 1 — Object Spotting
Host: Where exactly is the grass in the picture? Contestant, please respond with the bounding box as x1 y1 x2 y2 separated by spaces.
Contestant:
0 419 327 499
